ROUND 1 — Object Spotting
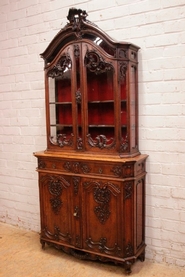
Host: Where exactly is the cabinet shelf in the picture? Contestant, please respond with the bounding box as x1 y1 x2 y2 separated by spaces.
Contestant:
89 125 114 128
50 102 72 105
51 124 73 127
88 100 114 104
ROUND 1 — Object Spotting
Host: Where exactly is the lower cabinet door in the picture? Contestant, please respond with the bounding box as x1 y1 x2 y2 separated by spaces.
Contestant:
82 178 124 258
39 173 82 248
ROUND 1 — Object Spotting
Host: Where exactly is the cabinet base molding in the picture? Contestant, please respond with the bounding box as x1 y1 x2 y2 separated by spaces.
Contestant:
40 238 146 274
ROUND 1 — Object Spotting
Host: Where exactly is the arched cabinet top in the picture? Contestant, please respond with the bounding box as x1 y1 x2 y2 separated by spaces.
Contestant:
40 7 140 66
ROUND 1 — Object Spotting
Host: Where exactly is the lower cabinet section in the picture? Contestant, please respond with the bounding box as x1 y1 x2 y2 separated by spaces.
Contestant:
35 153 147 274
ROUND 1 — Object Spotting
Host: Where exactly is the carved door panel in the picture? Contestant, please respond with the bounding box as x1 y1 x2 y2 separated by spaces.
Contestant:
39 173 82 247
82 178 124 258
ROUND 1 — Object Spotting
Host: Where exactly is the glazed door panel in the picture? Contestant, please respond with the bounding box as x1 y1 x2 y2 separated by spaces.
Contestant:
82 43 118 154
82 178 123 258
47 45 79 151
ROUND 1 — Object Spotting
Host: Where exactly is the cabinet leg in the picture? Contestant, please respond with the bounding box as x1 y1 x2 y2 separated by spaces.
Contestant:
138 250 145 262
125 261 132 274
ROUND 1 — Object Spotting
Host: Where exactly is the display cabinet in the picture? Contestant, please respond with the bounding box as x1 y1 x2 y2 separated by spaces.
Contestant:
34 8 148 274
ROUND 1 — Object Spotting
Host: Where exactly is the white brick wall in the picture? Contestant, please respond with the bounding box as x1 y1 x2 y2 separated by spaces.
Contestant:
0 0 185 268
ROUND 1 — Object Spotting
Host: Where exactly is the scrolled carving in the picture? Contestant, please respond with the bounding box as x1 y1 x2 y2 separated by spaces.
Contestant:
77 137 83 150
63 161 91 174
125 242 134 257
85 50 114 75
50 198 62 214
74 44 80 58
38 160 46 169
47 54 72 78
75 90 81 103
40 175 70 214
94 186 111 224
50 133 74 148
83 180 120 224
67 8 88 35
94 186 111 204
125 182 133 199
86 237 121 256
81 163 91 174
111 165 122 178
72 176 80 195
87 134 116 150
119 61 127 82
43 226 72 243
120 134 129 152
48 179 63 197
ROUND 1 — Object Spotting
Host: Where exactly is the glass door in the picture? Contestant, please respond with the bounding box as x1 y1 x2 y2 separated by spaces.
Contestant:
120 61 128 153
48 53 73 148
84 48 116 152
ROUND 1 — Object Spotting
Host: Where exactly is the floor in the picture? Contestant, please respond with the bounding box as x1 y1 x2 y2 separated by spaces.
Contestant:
0 222 185 277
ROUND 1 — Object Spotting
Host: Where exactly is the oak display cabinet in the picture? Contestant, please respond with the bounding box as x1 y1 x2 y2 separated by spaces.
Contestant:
34 8 148 274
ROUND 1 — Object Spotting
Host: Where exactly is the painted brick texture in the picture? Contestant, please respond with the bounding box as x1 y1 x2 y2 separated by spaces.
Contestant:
0 0 185 268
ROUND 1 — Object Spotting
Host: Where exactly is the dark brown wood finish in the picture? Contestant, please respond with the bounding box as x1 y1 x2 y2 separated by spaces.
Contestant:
34 8 148 274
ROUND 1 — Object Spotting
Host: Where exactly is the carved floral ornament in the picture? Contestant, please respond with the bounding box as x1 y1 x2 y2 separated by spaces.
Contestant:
40 175 70 214
84 181 121 224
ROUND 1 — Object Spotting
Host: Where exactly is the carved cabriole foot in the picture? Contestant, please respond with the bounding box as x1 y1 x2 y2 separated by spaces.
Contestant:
125 261 132 275
40 239 46 249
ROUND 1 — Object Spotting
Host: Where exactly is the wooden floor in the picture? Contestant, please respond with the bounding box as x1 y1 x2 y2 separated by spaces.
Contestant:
0 222 185 277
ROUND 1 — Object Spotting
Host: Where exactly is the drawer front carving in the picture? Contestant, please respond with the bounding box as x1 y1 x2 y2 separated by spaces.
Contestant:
38 158 126 178
122 164 134 177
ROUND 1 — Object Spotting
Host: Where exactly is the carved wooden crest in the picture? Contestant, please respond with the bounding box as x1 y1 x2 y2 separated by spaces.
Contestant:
67 8 88 35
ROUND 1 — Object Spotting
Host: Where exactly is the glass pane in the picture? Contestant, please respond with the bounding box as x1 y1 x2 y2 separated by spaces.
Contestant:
87 71 114 101
87 70 114 139
48 58 73 147
88 102 114 125
82 34 115 56
75 51 83 149
130 65 136 149
85 50 115 149
121 101 127 125
120 63 128 152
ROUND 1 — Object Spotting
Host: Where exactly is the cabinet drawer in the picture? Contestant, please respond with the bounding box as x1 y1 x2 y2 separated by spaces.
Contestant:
38 158 126 179
37 157 146 178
